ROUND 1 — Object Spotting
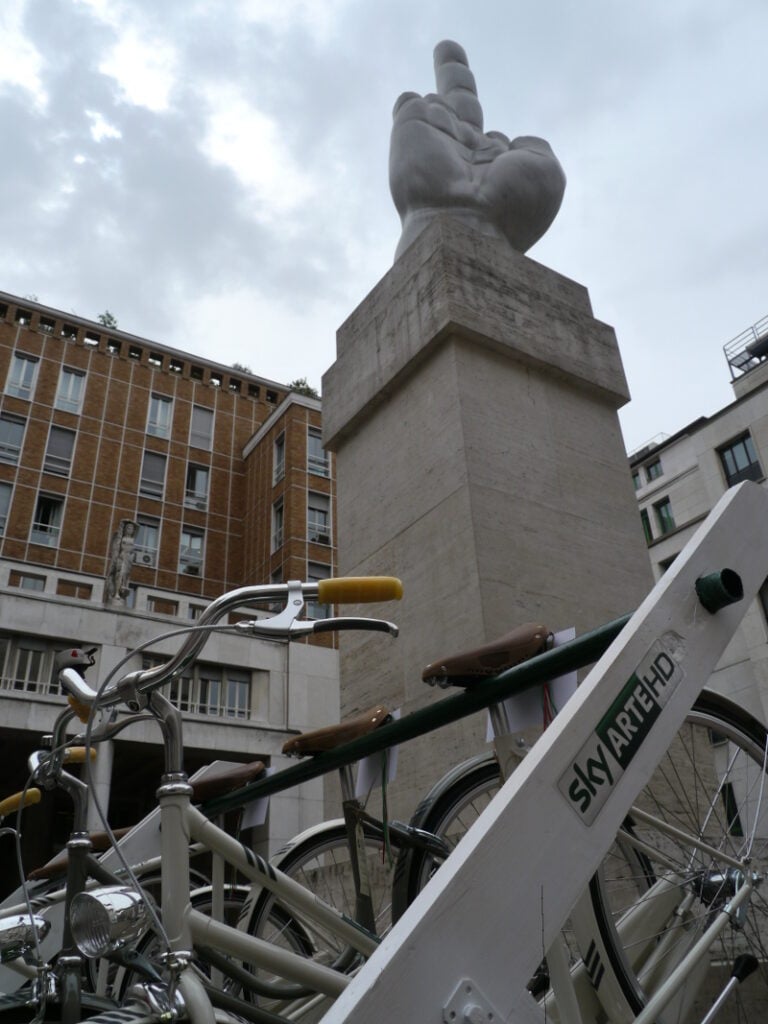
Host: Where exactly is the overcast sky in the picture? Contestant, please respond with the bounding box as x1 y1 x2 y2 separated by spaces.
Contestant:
1 0 766 453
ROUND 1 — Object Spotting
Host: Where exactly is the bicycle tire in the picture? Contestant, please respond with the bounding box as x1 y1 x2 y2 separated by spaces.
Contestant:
241 819 406 1017
394 692 768 1022
392 752 500 920
588 689 768 1023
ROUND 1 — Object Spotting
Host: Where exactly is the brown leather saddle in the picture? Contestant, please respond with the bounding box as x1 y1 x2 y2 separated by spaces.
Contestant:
282 705 392 757
422 622 553 688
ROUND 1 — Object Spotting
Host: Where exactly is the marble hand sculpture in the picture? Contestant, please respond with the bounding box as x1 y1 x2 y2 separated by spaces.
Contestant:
389 40 566 260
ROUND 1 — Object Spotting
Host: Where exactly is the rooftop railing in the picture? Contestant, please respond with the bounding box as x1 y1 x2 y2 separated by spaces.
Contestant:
724 312 768 379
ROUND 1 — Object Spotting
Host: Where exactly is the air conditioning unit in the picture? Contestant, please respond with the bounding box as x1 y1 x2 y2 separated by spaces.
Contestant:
316 533 330 545
137 552 155 567
184 564 200 576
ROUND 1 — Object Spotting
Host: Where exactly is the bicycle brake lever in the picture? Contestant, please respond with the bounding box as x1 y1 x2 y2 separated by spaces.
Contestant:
311 617 399 637
232 618 316 639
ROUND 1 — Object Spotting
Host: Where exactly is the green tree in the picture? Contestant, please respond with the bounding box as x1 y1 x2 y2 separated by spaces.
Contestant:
232 361 253 374
98 310 118 327
288 377 320 399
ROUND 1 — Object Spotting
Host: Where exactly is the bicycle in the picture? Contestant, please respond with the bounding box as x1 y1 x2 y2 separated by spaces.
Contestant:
265 611 768 1024
315 480 768 1024
53 577 407 1023
0 654 267 1020
393 641 768 1024
31 484 768 1023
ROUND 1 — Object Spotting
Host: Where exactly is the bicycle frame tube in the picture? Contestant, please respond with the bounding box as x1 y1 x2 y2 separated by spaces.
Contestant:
187 805 378 958
156 781 351 1009
632 874 754 1024
201 614 631 819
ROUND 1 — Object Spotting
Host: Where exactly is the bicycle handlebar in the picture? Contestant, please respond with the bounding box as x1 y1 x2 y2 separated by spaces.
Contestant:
317 577 403 604
58 577 402 712
0 788 41 819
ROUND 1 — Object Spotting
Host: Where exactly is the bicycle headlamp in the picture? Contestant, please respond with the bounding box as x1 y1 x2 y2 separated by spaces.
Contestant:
70 885 151 958
0 913 51 963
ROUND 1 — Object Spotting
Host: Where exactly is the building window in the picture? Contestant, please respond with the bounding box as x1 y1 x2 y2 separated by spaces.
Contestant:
273 432 285 483
719 433 763 487
148 352 163 368
190 405 214 450
645 459 662 482
8 571 46 591
147 394 173 438
179 527 204 575
55 367 86 413
0 636 58 696
134 517 160 567
0 413 26 464
139 451 167 499
142 657 252 719
5 352 39 399
31 495 64 547
640 508 652 543
184 464 209 510
0 482 11 534
720 781 744 837
632 469 641 490
56 579 93 600
107 339 121 355
658 555 677 574
271 500 284 551
307 427 329 476
307 562 331 619
654 497 675 536
44 426 76 476
758 578 768 629
147 595 179 616
195 665 250 717
188 604 205 620
308 492 331 544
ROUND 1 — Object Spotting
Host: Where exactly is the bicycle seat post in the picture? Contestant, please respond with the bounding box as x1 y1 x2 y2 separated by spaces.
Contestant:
335 762 379 935
488 701 512 739
338 763 357 807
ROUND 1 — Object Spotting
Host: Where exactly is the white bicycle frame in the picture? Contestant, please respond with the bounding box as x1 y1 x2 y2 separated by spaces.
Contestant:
321 481 768 1024
51 578 402 1019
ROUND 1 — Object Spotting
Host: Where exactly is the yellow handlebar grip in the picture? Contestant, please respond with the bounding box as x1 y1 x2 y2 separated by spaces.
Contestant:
0 788 42 818
67 695 91 724
63 747 97 764
317 576 403 605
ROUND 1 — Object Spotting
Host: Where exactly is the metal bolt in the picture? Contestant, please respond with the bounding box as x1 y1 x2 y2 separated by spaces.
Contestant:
464 1005 490 1024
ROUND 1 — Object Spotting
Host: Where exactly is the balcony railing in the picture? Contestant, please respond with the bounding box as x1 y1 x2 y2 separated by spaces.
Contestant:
724 312 768 379
30 522 61 547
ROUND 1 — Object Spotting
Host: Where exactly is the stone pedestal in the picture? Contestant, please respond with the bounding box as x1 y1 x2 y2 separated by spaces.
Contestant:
322 216 654 818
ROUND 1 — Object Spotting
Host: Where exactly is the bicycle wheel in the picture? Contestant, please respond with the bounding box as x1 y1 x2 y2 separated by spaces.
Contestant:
392 752 500 920
588 690 768 1024
242 819 405 1017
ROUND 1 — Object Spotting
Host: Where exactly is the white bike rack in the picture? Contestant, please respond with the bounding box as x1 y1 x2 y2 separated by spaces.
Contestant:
321 481 768 1024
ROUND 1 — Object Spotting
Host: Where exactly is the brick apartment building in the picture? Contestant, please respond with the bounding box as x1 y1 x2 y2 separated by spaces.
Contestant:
0 290 339 881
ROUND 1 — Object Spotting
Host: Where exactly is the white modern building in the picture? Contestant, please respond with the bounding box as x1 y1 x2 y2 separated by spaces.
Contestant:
630 311 768 724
